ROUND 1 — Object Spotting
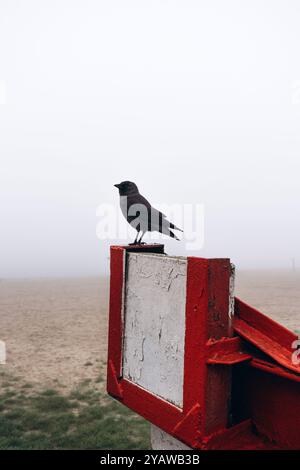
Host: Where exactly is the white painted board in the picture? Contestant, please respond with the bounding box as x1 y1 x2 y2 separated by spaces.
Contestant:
122 253 187 408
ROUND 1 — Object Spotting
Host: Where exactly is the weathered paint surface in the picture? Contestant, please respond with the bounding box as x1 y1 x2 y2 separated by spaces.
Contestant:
107 245 300 450
229 263 235 319
123 253 187 407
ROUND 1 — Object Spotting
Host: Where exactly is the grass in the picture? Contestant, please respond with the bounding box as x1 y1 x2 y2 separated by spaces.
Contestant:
0 375 150 450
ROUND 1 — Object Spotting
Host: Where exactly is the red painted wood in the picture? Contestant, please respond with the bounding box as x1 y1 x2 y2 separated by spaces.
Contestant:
201 419 278 450
107 250 236 447
207 259 232 340
206 336 251 363
121 379 183 434
250 358 300 383
107 359 123 399
246 368 300 449
106 245 300 449
107 246 124 395
206 336 242 354
172 404 202 447
204 259 232 435
234 298 300 374
207 352 252 365
234 297 297 350
183 258 208 437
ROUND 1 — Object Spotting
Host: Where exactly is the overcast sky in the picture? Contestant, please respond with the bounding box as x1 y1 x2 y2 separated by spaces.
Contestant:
1 1 300 277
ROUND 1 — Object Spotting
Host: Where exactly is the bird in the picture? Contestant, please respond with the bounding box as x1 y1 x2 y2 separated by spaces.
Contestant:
114 181 183 245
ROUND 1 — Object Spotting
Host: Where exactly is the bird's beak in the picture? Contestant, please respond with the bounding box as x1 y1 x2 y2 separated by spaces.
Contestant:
114 183 121 188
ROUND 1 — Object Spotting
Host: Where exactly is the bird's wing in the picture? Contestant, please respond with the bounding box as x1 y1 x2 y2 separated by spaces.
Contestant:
126 193 183 232
127 194 167 217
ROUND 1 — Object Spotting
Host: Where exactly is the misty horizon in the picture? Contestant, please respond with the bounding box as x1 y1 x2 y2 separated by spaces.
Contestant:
1 1 300 277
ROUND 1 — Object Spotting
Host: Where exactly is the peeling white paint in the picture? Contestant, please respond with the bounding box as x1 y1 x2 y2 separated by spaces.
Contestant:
229 263 236 319
123 253 187 408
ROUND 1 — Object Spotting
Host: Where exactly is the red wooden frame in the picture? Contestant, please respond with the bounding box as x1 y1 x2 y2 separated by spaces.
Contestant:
107 245 300 449
107 245 233 448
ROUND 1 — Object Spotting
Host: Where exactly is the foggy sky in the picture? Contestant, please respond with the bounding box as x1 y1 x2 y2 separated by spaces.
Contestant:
1 1 300 277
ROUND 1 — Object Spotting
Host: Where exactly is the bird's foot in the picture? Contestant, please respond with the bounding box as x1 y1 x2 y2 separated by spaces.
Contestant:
128 241 147 245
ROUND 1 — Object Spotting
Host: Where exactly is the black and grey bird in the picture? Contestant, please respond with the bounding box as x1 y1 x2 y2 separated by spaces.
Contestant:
114 181 183 244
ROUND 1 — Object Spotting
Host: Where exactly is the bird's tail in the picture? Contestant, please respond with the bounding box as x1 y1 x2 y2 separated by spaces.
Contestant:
169 222 183 232
160 219 182 240
168 230 180 241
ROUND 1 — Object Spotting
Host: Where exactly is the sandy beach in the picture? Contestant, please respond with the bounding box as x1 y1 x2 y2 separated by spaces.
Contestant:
0 270 299 392
0 277 109 391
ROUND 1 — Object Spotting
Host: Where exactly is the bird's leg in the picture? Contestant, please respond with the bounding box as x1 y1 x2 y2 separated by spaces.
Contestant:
137 231 146 244
129 231 140 245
